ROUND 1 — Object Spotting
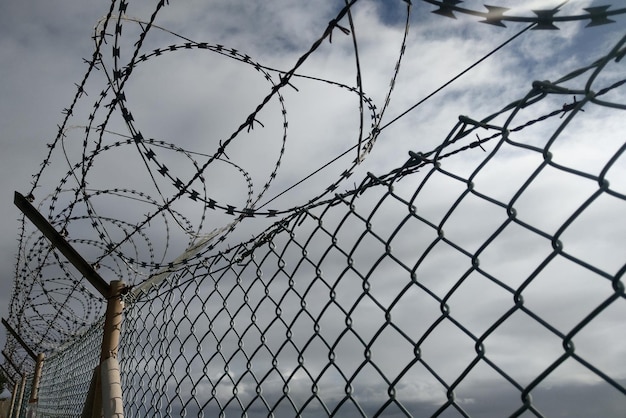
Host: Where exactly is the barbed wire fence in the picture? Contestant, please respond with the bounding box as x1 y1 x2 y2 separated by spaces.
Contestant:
2 1 626 417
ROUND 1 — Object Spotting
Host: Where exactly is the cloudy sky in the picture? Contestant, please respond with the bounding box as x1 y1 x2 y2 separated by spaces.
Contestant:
1 0 625 416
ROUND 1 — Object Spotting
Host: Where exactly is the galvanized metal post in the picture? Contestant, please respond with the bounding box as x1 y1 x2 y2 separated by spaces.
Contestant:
13 375 26 418
15 191 125 417
7 376 20 418
29 353 45 404
101 281 125 364
99 280 125 418
80 366 100 418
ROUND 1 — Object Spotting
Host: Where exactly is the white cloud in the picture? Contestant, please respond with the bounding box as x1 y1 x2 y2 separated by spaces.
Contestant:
1 1 625 416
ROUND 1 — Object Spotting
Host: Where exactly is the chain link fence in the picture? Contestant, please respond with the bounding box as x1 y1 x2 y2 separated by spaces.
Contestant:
2 1 626 417
25 42 626 416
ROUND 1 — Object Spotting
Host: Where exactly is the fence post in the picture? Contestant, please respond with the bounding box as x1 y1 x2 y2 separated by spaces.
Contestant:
81 281 126 418
26 352 45 416
80 366 100 418
100 280 125 418
7 376 20 418
15 192 125 417
13 375 26 418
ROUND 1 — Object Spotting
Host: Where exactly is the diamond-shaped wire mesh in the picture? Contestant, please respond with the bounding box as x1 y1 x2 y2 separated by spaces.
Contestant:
36 320 103 417
116 62 626 414
9 45 626 418
3 2 626 418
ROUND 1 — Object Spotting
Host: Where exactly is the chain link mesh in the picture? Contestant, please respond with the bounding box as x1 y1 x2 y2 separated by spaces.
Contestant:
3 1 626 417
36 321 103 417
115 40 626 414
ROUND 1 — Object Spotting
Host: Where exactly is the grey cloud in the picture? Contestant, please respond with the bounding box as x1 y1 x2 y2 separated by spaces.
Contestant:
2 2 625 417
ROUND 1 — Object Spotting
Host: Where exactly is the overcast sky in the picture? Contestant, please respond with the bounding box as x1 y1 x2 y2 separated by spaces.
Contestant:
1 0 625 416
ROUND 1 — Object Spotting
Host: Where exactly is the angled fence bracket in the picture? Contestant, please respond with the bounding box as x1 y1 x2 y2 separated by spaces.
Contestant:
2 318 37 362
0 364 14 388
14 191 111 298
1 350 21 378
14 191 125 418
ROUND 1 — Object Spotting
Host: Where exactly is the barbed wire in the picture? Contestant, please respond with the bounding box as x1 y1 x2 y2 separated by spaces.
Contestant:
3 0 383 374
3 1 625 416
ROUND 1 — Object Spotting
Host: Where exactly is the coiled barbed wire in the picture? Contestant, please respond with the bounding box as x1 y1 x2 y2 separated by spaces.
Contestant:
4 0 624 382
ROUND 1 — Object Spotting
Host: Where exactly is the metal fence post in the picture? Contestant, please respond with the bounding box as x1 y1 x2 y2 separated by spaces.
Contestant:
7 376 20 418
13 375 26 418
80 365 100 418
25 352 45 417
100 280 125 418
15 192 125 417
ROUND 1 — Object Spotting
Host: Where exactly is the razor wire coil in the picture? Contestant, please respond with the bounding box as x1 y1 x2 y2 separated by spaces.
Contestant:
3 1 626 417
